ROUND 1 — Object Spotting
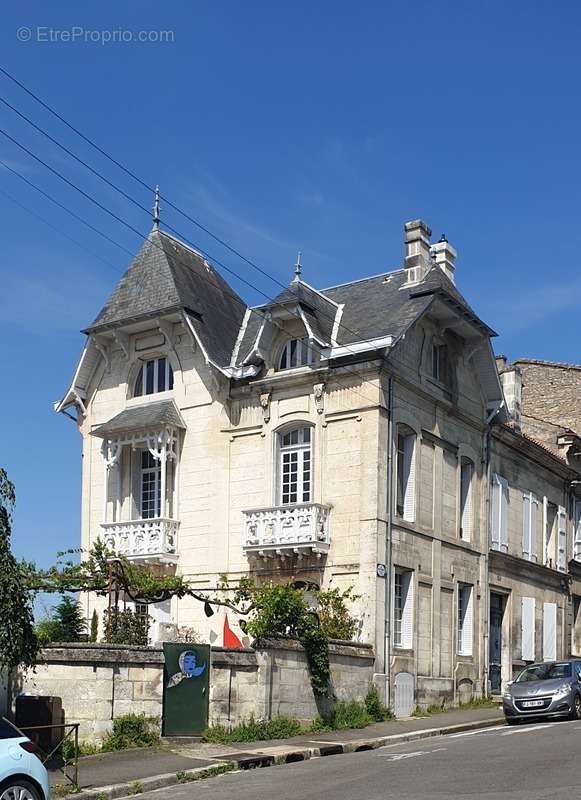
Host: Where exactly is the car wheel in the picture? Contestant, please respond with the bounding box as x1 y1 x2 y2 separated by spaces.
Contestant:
0 779 42 800
570 694 581 721
505 717 520 726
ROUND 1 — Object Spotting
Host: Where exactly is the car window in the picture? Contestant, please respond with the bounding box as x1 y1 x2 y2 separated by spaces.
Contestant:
0 718 22 739
515 663 572 682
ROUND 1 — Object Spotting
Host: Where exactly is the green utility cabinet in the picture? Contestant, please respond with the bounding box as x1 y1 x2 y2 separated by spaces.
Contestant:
162 642 210 735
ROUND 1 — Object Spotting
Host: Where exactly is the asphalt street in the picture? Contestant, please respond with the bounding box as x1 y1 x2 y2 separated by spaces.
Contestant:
138 718 581 800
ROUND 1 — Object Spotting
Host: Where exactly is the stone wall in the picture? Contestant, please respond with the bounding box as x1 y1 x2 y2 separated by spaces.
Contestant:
14 644 164 742
15 639 375 741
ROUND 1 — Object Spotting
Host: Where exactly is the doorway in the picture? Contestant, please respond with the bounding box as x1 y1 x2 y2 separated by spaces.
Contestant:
489 593 505 694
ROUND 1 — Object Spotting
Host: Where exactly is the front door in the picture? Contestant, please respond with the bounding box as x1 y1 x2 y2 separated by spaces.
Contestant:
162 643 210 736
489 593 504 694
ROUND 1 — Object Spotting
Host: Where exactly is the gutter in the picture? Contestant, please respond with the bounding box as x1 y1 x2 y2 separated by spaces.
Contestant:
383 375 394 705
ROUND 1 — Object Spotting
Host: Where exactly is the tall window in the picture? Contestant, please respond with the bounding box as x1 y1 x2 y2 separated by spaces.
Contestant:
394 568 413 649
134 357 174 397
457 584 473 656
431 342 448 383
460 459 473 541
544 499 557 566
279 337 314 370
141 451 161 518
557 506 567 572
522 491 539 562
491 473 509 552
396 427 416 521
278 427 312 505
575 501 581 561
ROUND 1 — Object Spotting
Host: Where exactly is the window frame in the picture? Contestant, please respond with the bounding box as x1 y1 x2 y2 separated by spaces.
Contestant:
431 341 448 384
134 356 174 398
278 337 315 371
393 567 414 649
140 450 161 519
522 491 539 563
491 473 509 552
457 583 473 656
276 425 313 506
396 426 416 522
460 458 473 542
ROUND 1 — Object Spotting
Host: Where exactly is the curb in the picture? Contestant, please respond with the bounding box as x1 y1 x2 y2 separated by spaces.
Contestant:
59 716 505 799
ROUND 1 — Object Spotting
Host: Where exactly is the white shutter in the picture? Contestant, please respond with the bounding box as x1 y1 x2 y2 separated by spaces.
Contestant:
491 476 501 550
557 506 567 572
403 435 416 522
522 492 531 560
543 602 557 661
575 501 581 561
499 477 509 552
530 495 538 562
461 462 473 542
462 586 474 656
522 597 536 661
401 572 414 648
543 496 549 566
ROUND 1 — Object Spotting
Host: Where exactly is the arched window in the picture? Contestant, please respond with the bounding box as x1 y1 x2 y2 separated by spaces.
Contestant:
278 426 312 505
278 337 314 370
134 356 174 397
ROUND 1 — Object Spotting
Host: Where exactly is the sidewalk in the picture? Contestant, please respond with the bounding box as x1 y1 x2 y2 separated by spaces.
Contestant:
53 706 503 799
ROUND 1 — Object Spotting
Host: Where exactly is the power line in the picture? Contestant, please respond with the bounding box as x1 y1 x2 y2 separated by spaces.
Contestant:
0 127 382 406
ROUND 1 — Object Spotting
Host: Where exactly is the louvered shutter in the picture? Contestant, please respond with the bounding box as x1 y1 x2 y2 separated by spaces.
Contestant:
522 597 535 661
401 572 414 649
543 496 549 566
574 500 581 561
462 586 473 656
557 506 567 572
543 602 557 661
461 462 472 541
530 495 538 562
499 478 509 552
403 435 416 522
491 475 501 550
522 492 531 560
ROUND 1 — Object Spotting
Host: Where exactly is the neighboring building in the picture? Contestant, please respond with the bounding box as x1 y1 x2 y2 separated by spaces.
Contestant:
56 216 580 710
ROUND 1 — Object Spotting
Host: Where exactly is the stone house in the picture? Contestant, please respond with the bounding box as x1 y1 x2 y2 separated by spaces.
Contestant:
55 216 580 711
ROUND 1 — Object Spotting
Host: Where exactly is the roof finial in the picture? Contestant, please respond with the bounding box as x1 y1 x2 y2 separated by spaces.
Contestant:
153 185 160 230
294 251 302 280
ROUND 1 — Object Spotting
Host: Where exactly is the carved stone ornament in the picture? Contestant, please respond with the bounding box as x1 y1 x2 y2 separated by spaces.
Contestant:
313 383 325 415
260 391 272 423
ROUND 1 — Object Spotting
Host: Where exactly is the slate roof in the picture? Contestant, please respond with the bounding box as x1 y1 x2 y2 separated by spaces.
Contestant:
91 400 186 438
85 229 247 368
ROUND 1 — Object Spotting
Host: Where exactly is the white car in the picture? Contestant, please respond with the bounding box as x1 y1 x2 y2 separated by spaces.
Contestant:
0 718 50 800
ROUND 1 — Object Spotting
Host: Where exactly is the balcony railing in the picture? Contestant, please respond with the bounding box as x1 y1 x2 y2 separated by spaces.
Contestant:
242 503 331 557
100 518 179 562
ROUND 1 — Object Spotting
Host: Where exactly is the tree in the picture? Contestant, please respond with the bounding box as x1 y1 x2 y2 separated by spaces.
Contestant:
0 469 38 671
90 609 99 642
53 595 87 642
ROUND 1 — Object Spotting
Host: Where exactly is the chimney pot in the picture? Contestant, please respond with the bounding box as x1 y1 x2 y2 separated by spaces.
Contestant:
430 239 457 284
403 219 432 285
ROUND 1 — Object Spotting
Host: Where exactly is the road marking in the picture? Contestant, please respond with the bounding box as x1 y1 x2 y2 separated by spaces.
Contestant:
379 748 447 761
499 723 557 736
448 725 507 738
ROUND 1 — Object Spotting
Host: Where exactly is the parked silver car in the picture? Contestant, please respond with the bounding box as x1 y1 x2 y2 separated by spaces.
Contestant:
503 660 581 724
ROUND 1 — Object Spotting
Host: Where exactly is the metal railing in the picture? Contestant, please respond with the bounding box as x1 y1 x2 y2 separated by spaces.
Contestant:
19 723 80 788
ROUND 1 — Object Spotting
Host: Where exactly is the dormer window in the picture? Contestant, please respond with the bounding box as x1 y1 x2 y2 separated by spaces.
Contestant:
134 356 174 397
431 342 448 383
278 337 314 370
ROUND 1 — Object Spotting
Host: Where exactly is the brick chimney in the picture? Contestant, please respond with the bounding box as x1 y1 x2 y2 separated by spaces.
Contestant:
403 219 432 285
430 235 457 284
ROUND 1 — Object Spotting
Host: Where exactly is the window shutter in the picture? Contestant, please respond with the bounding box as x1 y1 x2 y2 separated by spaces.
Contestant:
557 506 567 572
530 495 538 562
543 497 549 566
575 501 581 561
462 586 473 656
543 602 557 661
403 435 416 522
499 477 509 552
401 572 414 648
131 449 141 520
491 475 501 550
522 492 531 560
461 462 472 542
522 597 535 661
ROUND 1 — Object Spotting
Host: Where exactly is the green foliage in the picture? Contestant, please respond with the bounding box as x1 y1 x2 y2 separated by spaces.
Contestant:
316 587 359 641
0 469 38 671
101 714 160 751
90 610 99 642
35 616 64 646
103 608 149 646
364 684 393 722
459 696 499 710
54 596 87 642
175 764 235 783
332 700 373 729
129 782 143 796
202 715 303 744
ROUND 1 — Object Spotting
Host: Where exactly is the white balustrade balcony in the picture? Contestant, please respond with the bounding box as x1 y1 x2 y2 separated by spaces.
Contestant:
100 518 179 563
242 503 331 557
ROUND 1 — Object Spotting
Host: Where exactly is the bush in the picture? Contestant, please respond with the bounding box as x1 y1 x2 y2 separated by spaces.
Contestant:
332 700 373 730
364 684 393 722
103 608 149 646
316 587 359 641
202 715 303 744
101 714 160 751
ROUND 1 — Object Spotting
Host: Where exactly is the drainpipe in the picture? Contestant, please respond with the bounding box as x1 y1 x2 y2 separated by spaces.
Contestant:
383 376 394 706
483 402 503 695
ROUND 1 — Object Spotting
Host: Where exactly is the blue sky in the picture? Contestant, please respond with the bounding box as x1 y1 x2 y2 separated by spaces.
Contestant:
1 0 580 578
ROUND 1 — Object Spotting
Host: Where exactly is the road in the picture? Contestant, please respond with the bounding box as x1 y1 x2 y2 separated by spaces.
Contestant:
139 718 581 800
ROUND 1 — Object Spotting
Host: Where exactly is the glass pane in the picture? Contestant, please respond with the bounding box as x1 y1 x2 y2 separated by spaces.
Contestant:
289 339 298 367
157 358 167 392
134 366 143 397
168 363 174 390
145 360 155 394
280 346 288 370
302 427 311 443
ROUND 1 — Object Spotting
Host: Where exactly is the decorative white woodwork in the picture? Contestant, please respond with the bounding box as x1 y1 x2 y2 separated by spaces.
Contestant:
242 503 331 557
101 518 179 562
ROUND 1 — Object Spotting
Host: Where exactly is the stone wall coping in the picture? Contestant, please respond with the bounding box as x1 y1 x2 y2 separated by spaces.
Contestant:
254 636 375 660
38 644 164 666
